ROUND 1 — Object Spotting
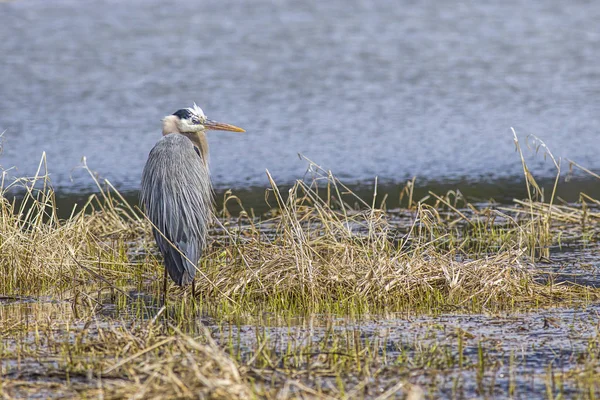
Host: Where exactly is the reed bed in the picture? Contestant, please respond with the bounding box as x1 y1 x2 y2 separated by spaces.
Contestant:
1 155 596 312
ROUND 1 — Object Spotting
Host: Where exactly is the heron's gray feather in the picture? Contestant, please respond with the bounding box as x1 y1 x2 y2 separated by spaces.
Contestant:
140 134 213 286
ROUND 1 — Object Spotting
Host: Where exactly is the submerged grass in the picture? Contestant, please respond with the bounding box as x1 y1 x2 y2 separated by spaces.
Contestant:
2 134 600 398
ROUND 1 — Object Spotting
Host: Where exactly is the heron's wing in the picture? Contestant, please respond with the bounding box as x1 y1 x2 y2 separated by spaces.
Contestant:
140 134 213 286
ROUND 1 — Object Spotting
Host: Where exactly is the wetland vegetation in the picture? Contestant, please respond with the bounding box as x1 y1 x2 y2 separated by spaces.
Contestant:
2 139 600 399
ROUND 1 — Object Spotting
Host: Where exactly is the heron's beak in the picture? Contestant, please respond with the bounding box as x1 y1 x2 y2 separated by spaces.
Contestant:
203 119 245 132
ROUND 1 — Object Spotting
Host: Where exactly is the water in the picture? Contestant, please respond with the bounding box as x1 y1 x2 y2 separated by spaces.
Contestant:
1 0 600 194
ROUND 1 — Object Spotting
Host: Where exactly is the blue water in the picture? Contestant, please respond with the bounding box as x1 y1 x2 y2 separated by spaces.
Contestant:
1 0 600 192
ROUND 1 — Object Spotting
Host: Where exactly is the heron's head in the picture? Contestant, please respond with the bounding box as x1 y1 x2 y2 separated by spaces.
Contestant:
162 103 245 135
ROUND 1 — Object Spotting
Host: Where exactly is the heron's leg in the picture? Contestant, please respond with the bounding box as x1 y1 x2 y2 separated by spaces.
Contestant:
162 267 168 306
191 279 196 298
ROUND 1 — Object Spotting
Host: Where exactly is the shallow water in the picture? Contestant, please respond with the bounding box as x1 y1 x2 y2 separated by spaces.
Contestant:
215 307 600 398
1 0 600 192
2 294 600 399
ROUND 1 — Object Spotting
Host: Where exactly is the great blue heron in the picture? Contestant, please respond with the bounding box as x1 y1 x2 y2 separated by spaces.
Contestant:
140 104 244 301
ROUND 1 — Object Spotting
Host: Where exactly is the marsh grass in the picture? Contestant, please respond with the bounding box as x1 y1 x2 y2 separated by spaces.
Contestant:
2 135 600 398
0 154 150 299
1 150 595 313
0 302 251 399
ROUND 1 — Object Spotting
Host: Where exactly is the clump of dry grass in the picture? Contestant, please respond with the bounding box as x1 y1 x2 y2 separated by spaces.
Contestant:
0 302 251 399
200 165 596 312
0 155 151 298
91 326 250 399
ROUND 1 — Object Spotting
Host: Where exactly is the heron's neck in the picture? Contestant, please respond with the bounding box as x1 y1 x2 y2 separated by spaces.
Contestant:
161 116 209 164
184 132 209 164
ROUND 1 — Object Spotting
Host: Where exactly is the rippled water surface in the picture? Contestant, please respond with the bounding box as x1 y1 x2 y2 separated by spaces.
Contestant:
1 0 600 192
